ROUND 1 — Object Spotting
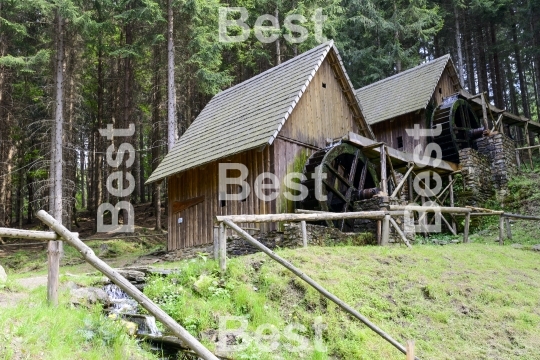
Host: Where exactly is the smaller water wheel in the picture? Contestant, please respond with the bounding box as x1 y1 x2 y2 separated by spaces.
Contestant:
430 94 484 163
300 142 379 231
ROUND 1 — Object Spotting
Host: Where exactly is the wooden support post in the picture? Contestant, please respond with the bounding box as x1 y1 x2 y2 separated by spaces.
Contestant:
220 218 414 359
380 144 388 194
499 215 504 245
516 149 521 172
389 217 412 248
377 220 382 245
525 122 533 169
505 217 512 240
47 240 62 306
391 165 414 198
481 92 489 130
463 212 471 243
36 210 219 360
406 340 415 360
301 221 308 247
448 175 456 233
407 173 414 202
381 214 390 246
213 226 219 260
219 222 226 273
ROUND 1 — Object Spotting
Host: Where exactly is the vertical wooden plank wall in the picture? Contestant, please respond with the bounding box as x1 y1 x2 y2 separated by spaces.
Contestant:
167 146 273 250
278 57 360 147
167 56 368 251
369 65 459 156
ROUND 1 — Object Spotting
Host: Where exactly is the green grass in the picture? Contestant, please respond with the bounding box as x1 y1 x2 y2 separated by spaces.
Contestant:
142 244 540 360
0 285 155 360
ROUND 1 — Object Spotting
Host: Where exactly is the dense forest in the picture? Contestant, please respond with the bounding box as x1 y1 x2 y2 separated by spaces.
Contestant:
0 0 538 232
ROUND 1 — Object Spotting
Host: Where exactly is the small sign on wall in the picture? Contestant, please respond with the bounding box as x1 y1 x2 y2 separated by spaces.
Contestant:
177 218 183 224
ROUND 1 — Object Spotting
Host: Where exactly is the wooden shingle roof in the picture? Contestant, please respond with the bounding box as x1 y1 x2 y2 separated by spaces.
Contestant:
355 55 454 125
146 41 373 184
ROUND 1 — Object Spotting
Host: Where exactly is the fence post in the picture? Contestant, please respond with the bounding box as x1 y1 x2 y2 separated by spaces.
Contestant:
301 221 308 247
406 340 415 360
47 240 63 306
505 217 512 240
499 215 504 245
219 222 227 273
381 214 390 246
463 212 470 243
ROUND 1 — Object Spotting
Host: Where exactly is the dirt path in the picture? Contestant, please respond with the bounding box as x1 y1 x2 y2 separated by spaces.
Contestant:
0 275 47 309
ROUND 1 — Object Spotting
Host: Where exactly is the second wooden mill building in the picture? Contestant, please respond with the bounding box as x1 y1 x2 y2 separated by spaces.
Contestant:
146 41 374 251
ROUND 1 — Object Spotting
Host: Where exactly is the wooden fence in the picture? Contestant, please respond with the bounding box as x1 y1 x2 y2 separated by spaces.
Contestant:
0 211 218 360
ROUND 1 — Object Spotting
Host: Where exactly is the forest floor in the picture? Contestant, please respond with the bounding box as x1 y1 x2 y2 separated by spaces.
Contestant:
1 170 540 359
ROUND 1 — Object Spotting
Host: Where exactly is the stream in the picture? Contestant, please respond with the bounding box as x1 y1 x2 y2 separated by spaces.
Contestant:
103 284 194 359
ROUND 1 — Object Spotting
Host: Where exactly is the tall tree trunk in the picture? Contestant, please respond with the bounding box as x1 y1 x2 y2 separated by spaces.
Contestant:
152 46 162 231
489 23 504 108
138 122 145 203
121 24 134 227
511 8 531 118
454 5 464 86
275 8 281 65
52 11 64 223
464 19 476 92
167 0 177 151
505 59 518 114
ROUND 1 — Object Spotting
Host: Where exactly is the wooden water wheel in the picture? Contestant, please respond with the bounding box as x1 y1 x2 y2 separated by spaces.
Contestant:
299 142 379 231
430 94 484 163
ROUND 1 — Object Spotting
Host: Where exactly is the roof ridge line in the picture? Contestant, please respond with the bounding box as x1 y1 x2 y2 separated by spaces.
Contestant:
267 40 334 145
356 54 451 93
421 56 452 110
215 41 332 99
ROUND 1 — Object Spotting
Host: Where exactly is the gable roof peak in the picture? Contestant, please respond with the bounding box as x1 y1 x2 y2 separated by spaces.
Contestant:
146 40 368 184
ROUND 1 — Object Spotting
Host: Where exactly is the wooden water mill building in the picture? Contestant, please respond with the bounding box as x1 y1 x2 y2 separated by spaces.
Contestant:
146 41 375 251
148 42 539 252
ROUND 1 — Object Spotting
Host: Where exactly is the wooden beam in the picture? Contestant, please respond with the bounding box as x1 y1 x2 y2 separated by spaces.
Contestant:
220 218 416 359
389 217 411 248
388 205 471 214
36 210 219 360
391 165 414 198
345 132 458 173
480 92 489 130
216 211 387 223
380 144 388 194
0 228 77 241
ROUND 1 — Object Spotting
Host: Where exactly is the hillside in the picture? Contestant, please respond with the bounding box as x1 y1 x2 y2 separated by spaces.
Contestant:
2 171 540 359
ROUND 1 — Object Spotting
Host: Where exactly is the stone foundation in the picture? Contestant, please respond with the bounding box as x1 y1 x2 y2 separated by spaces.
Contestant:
353 195 415 243
475 133 517 192
225 222 376 257
458 147 493 205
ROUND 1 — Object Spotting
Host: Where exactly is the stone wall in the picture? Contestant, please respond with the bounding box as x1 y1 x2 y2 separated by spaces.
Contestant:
225 222 376 257
353 195 415 243
458 147 493 205
475 133 517 191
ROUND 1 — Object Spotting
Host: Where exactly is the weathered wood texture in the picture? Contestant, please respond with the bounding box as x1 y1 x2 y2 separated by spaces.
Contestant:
167 56 365 251
167 146 273 250
370 65 458 155
278 57 360 147
47 240 62 306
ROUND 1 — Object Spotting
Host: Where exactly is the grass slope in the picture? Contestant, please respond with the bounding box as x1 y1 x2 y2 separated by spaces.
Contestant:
143 244 540 360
